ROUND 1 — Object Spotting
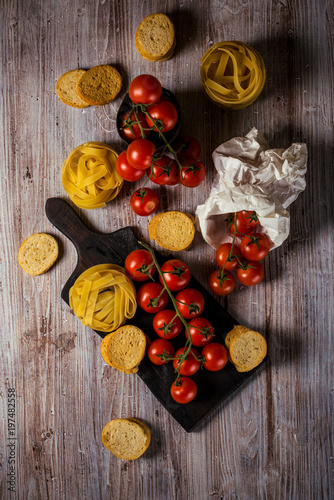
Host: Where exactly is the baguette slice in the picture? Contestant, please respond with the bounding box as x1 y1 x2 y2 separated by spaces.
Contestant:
56 69 89 108
135 14 175 62
102 418 151 459
77 65 122 105
229 329 267 372
18 233 59 275
100 325 147 374
149 211 195 251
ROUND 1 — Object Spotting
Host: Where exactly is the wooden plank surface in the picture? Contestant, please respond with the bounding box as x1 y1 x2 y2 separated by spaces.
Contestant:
0 0 333 498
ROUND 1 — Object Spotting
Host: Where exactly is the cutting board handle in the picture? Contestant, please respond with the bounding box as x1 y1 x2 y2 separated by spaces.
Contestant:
45 197 92 249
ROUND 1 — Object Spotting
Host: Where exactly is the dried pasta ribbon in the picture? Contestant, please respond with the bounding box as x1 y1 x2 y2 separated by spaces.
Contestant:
200 41 266 110
69 264 137 333
62 142 124 209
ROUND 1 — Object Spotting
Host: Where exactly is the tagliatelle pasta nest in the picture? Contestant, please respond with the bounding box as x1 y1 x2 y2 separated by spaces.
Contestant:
62 142 123 209
200 41 266 110
69 264 137 333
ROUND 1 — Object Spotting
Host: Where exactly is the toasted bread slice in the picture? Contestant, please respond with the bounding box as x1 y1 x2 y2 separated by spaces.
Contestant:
77 65 122 105
56 69 89 108
18 233 58 275
100 325 147 374
229 329 267 372
225 325 249 349
149 211 195 251
136 14 175 62
102 418 151 459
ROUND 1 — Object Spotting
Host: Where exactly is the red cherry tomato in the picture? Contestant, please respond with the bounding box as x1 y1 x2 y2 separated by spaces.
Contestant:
240 234 270 261
175 288 205 319
148 339 175 365
145 100 178 132
202 343 228 371
208 270 235 296
215 243 242 271
179 160 206 188
153 309 183 340
137 282 168 313
173 347 201 376
129 74 162 105
125 249 156 281
126 139 156 170
170 377 197 404
147 155 178 185
186 317 214 347
227 213 253 235
120 110 151 141
237 261 264 286
174 136 201 162
159 259 191 292
237 211 260 231
116 151 147 182
130 188 159 216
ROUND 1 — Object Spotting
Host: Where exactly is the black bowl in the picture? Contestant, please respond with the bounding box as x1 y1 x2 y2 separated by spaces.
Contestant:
116 88 182 150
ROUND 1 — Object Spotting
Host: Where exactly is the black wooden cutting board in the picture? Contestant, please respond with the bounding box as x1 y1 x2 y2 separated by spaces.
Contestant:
45 197 266 432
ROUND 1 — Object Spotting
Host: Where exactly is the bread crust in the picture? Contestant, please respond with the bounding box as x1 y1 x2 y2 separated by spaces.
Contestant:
149 211 195 251
229 329 267 372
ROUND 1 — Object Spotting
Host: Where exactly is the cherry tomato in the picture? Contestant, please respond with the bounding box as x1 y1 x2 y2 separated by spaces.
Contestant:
153 309 183 340
129 74 162 105
175 288 205 319
170 377 197 404
130 188 159 216
116 151 147 182
166 169 180 185
186 317 214 347
120 110 151 141
237 211 260 231
147 155 178 185
125 249 156 281
208 270 235 296
202 343 228 371
159 259 191 292
227 213 253 235
174 136 201 162
173 347 201 376
240 234 270 261
145 100 178 132
215 243 242 271
126 139 156 170
148 339 174 365
237 261 264 286
179 160 206 188
137 282 168 313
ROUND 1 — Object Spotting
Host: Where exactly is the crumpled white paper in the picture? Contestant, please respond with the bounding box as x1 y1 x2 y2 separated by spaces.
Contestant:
195 128 308 249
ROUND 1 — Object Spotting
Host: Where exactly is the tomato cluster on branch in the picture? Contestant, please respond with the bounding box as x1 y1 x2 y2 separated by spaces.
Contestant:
125 245 229 404
209 211 271 295
116 74 206 217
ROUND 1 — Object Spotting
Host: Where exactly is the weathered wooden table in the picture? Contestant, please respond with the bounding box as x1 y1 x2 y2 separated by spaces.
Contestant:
1 1 333 498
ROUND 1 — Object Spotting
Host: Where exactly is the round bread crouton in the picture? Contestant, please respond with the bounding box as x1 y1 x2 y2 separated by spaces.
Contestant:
229 329 267 372
136 13 175 62
102 418 151 460
100 325 147 374
18 233 59 275
77 65 122 105
56 69 89 108
149 211 195 251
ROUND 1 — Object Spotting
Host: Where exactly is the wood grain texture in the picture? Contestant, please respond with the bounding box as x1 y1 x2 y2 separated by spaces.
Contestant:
0 0 333 499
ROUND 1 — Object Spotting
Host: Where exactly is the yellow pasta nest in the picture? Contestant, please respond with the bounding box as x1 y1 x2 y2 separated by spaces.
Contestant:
69 264 137 333
62 142 124 209
200 41 266 110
